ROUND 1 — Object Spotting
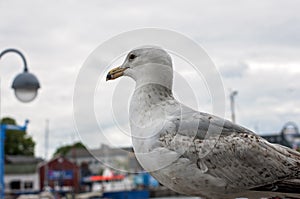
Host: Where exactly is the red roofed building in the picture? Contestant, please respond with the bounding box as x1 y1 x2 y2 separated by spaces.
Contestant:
38 156 80 192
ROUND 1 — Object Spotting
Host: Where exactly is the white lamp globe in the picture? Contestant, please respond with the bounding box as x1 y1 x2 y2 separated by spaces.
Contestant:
12 72 40 103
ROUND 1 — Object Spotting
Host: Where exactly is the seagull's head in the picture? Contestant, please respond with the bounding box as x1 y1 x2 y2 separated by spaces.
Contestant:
107 46 173 88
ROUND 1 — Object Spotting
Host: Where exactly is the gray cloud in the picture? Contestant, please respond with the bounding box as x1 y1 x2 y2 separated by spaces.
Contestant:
219 62 249 78
0 0 300 158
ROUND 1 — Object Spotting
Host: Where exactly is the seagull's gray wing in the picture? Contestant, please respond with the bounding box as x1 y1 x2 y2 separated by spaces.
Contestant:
160 104 300 191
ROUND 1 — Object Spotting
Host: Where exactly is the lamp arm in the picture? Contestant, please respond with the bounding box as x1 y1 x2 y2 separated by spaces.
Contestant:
0 48 28 72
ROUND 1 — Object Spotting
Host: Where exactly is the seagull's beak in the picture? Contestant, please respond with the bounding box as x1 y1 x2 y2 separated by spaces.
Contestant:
106 67 128 81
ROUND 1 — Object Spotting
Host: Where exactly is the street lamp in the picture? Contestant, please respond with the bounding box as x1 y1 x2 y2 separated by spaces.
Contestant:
230 90 238 123
0 48 41 198
0 48 41 102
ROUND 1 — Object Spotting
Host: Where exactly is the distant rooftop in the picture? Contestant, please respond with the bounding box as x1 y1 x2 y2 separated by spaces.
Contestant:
5 155 43 164
64 144 134 159
5 155 43 174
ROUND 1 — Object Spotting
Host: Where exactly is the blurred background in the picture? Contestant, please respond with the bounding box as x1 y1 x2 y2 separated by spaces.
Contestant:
0 0 300 198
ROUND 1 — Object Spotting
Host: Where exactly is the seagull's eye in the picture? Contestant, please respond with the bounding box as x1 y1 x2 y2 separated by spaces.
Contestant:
128 54 137 61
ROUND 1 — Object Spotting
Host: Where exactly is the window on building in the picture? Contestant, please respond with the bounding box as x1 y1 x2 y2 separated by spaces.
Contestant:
10 181 21 190
24 181 33 189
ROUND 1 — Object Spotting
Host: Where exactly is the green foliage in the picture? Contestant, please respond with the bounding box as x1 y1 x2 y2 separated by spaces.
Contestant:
1 117 35 156
53 142 86 157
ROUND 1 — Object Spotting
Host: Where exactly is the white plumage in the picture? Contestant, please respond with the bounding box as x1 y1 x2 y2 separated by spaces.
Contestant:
107 46 300 199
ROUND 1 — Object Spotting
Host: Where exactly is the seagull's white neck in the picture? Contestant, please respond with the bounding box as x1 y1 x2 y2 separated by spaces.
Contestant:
130 63 173 91
129 64 175 128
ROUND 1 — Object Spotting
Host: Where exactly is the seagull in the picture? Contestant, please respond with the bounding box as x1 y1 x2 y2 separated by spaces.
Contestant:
106 46 300 199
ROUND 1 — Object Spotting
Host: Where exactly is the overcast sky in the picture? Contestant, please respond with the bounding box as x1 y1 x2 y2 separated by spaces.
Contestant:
0 0 300 159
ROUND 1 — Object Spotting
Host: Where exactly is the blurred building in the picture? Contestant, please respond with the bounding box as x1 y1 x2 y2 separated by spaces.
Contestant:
5 155 43 195
65 144 142 174
38 156 80 193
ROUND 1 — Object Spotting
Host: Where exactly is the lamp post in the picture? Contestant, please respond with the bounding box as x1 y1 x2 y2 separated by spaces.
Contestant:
0 48 40 102
0 48 41 198
230 90 238 123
